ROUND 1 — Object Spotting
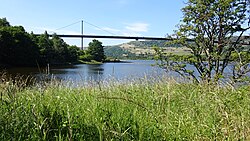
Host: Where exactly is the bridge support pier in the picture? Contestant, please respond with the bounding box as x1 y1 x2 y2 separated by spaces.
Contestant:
81 20 84 50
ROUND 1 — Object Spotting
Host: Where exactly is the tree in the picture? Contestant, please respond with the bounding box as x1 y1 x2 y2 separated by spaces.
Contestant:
86 39 105 62
37 31 54 64
0 23 40 66
51 33 68 63
67 45 81 62
0 18 82 67
156 0 250 83
0 18 10 27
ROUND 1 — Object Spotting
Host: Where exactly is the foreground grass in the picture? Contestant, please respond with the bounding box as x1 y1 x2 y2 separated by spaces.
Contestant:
0 79 250 140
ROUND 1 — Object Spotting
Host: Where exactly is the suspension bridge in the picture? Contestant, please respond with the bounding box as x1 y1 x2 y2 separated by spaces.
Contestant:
34 20 250 50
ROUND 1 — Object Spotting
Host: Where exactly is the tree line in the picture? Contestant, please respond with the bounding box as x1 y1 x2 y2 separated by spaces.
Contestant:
0 18 105 67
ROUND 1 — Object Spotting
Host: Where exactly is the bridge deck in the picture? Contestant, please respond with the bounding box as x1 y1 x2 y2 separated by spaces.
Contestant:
34 34 250 45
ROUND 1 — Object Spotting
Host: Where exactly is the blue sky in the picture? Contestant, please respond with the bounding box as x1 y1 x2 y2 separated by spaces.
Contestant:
0 0 186 46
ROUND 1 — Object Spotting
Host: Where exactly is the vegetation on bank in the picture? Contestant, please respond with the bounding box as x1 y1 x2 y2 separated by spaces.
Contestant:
0 75 250 140
0 18 108 67
80 39 106 63
0 18 82 67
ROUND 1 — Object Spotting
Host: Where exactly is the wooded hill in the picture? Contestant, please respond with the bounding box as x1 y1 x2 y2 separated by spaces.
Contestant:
105 40 188 59
104 38 250 59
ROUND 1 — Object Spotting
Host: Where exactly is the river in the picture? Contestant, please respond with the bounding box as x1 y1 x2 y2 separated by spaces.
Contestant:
4 60 170 85
3 60 248 86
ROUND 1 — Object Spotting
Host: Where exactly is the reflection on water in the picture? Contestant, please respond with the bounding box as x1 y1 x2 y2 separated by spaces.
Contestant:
2 60 168 85
3 60 247 85
50 60 168 84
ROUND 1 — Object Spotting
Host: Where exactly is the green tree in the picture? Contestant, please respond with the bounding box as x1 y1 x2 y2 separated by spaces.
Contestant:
86 39 105 62
51 33 68 63
156 0 250 83
37 31 54 64
0 18 81 67
0 18 10 27
0 21 40 66
67 45 81 62
37 32 83 65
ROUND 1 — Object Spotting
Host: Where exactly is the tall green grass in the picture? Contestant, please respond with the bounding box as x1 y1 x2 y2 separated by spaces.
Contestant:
0 75 250 140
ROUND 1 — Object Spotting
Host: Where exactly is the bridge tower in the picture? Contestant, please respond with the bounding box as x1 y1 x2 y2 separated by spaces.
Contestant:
81 20 84 50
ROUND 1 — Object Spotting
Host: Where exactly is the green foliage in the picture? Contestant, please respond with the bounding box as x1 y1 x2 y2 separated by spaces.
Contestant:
37 31 54 63
67 45 82 62
104 46 141 60
230 51 250 62
104 40 184 60
0 77 250 140
82 39 105 62
0 24 40 66
0 18 81 67
127 40 182 48
0 18 10 27
36 32 80 65
156 0 250 83
104 46 128 59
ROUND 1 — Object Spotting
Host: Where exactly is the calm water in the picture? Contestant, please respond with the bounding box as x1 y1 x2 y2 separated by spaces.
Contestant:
5 60 169 84
4 60 247 85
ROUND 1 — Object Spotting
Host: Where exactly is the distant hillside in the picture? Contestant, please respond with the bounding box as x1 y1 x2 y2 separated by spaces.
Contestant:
126 40 181 48
104 40 188 59
104 37 250 59
104 46 137 59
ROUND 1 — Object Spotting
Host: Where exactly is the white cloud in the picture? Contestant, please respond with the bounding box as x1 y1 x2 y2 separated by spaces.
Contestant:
121 31 142 36
102 27 121 33
125 22 149 32
105 22 150 36
92 22 150 37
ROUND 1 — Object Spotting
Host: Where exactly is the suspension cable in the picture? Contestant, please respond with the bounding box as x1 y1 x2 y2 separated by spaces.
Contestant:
52 19 116 35
54 20 81 31
82 19 116 35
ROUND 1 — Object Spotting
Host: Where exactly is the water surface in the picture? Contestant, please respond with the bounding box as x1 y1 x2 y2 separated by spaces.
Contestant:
5 60 168 84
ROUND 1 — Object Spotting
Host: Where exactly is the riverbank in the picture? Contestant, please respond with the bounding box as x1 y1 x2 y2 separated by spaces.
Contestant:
0 78 249 140
80 59 130 65
0 59 128 70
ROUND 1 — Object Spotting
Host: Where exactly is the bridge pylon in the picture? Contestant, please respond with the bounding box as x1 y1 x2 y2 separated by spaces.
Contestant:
81 20 84 50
